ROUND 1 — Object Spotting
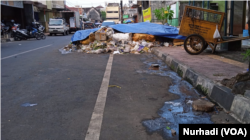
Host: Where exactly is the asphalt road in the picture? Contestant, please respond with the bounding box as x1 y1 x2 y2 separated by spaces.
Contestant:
1 35 240 140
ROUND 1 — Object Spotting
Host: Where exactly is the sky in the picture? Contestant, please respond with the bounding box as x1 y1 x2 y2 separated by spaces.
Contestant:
66 0 135 8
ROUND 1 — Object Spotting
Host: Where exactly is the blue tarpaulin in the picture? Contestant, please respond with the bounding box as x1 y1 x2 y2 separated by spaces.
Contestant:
71 22 186 42
71 28 99 42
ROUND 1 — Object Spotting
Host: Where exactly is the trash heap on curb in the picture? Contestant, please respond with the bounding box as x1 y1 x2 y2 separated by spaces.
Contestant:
60 27 171 54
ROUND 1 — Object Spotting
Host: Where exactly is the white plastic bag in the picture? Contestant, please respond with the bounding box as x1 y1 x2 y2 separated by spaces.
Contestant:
213 24 221 39
59 48 72 54
164 42 169 47
141 39 147 46
113 51 120 54
112 33 132 41
124 45 131 53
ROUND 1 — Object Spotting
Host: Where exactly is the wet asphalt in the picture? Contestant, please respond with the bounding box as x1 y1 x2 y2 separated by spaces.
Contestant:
1 34 240 140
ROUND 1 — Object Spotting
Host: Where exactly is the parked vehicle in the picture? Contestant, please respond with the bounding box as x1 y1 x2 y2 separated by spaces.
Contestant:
83 22 96 30
13 22 45 41
100 20 116 28
1 22 10 37
1 19 15 37
1 21 5 35
94 23 101 28
48 18 69 36
60 11 80 33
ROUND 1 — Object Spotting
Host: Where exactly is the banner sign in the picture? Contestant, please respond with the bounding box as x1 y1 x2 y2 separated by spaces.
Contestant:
142 7 151 22
124 8 137 14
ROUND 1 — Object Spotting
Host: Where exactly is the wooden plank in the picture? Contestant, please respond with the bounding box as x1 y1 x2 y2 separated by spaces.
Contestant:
185 5 225 15
173 42 184 46
218 36 250 44
173 39 184 43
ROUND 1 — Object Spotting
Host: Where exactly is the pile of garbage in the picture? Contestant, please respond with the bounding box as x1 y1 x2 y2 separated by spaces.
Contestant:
60 27 170 54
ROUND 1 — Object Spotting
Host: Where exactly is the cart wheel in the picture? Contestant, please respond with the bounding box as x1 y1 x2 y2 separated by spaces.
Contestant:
184 34 205 55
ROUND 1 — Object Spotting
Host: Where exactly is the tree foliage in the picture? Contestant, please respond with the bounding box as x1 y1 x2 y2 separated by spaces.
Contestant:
242 49 250 70
153 6 174 25
101 11 106 21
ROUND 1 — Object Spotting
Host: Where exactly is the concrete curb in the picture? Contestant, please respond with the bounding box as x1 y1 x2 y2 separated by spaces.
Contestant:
1 38 14 43
152 48 250 124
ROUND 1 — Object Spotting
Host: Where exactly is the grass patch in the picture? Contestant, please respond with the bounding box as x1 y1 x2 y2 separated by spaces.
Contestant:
184 77 193 85
170 64 175 71
177 67 183 77
196 84 208 95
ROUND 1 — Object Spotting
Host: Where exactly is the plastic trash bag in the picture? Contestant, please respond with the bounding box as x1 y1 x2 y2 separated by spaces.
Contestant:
141 39 147 46
112 33 132 41
164 42 169 47
137 45 144 51
131 44 140 51
87 49 105 54
213 24 221 39
106 28 114 38
113 50 120 54
59 48 72 54
124 45 131 53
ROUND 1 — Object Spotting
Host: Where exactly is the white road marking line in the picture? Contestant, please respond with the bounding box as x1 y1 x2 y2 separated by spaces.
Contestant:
1 44 52 60
85 54 114 140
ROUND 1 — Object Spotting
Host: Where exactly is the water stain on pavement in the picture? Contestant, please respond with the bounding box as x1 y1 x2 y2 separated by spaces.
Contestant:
137 55 214 139
21 103 37 107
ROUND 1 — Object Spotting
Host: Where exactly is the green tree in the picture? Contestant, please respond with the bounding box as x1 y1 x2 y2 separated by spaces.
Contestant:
101 11 106 21
153 6 174 25
242 49 250 71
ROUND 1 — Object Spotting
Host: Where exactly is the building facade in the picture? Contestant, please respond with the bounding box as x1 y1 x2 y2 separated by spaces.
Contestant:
106 3 120 23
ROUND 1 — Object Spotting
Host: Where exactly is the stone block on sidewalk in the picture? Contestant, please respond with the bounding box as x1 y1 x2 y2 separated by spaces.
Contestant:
192 99 215 112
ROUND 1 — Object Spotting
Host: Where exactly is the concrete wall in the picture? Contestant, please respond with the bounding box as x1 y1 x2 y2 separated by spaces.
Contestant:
46 0 52 10
52 1 64 9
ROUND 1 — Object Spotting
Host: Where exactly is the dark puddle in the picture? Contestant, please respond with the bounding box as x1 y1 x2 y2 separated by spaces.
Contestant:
138 55 214 139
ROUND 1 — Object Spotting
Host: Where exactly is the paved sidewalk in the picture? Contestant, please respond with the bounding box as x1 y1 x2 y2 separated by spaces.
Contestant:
152 46 250 124
154 47 248 83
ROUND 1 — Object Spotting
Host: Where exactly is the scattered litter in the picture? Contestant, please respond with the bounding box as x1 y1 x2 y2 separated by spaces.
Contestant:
166 126 171 130
164 42 169 47
21 103 37 107
165 101 181 106
151 63 159 67
109 85 121 89
113 51 120 54
59 48 72 54
225 119 229 122
171 129 176 136
187 100 193 104
137 45 144 51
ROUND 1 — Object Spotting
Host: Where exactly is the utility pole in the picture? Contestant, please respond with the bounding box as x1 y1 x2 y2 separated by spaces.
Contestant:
120 0 123 23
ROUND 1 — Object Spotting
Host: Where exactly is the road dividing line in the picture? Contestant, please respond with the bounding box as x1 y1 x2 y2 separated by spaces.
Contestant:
85 54 114 140
1 44 52 60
